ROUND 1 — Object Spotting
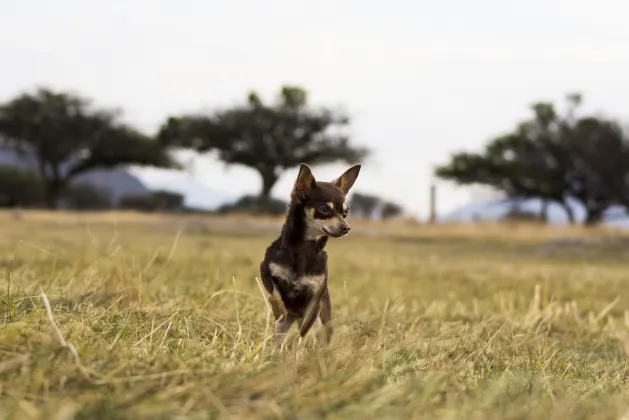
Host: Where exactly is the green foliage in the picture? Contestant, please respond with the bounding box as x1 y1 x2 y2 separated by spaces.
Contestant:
157 85 369 204
0 165 117 210
0 87 176 209
436 93 629 226
0 165 45 207
0 165 189 213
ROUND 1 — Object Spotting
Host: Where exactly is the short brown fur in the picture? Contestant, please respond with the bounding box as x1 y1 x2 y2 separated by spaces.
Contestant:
259 163 361 346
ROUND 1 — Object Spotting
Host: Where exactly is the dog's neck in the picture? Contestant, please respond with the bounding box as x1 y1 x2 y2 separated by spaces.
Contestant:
279 201 328 258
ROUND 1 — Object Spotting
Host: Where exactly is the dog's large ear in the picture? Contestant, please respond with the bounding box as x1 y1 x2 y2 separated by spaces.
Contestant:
333 164 361 194
291 163 317 201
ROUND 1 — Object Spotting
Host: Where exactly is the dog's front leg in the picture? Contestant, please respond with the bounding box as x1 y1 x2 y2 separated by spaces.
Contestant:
274 313 297 347
309 317 330 346
318 288 333 344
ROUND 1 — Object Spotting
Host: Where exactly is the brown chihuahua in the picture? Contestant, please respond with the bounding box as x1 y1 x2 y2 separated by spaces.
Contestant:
259 163 361 346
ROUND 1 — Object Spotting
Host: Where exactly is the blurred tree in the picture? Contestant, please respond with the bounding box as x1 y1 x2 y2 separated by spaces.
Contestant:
560 117 629 225
0 165 45 207
436 100 575 223
59 184 112 210
348 192 404 220
381 201 404 220
157 86 369 208
216 194 288 216
349 193 381 219
0 87 176 209
436 93 629 226
119 190 184 212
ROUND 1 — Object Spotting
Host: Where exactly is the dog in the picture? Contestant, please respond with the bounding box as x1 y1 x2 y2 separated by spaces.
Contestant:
259 163 361 347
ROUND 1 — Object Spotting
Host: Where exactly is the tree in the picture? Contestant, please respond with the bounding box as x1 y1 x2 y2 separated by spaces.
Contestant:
348 192 405 220
560 117 629 225
157 86 369 208
436 100 576 224
0 87 176 209
436 93 629 226
59 184 112 210
381 201 404 220
349 193 381 219
0 165 45 207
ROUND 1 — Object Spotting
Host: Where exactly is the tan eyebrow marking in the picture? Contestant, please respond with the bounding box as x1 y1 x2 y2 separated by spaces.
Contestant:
342 202 348 211
326 202 334 209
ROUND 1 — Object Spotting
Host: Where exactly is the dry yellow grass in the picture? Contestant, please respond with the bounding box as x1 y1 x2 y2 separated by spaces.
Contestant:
2 210 629 419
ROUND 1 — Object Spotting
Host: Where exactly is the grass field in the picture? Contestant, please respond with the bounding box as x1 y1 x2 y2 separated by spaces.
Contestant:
2 210 629 419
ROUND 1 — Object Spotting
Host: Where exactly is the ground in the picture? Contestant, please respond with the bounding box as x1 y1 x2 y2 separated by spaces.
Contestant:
2 210 629 419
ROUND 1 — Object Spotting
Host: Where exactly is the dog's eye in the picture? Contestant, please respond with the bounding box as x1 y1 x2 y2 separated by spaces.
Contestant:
318 205 330 215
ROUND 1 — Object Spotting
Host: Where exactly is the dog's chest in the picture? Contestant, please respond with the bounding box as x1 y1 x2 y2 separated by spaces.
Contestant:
269 262 325 291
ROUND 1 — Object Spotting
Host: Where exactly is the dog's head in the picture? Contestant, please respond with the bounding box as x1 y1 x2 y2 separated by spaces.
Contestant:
291 163 361 239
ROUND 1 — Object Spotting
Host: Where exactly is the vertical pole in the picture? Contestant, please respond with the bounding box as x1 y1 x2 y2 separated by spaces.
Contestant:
429 183 437 224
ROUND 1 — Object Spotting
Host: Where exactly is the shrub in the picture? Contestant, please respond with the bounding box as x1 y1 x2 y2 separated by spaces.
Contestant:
119 190 184 212
59 184 113 210
0 165 45 207
216 195 287 216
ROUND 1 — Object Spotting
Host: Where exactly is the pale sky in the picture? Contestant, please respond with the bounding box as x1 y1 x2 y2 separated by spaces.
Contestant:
2 0 629 219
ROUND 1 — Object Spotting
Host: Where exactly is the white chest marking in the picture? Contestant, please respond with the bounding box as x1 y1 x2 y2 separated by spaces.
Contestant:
269 263 325 291
269 263 293 282
301 274 325 289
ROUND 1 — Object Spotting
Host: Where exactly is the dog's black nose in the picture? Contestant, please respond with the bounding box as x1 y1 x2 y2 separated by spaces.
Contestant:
340 224 351 233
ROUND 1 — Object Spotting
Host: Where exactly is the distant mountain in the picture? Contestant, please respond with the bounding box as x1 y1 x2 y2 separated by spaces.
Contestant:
441 196 629 228
127 167 237 210
0 149 235 210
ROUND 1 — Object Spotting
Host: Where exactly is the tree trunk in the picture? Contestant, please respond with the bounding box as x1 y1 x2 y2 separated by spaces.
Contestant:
584 207 604 227
540 199 549 223
256 168 279 212
560 202 575 225
38 160 63 210
44 183 61 210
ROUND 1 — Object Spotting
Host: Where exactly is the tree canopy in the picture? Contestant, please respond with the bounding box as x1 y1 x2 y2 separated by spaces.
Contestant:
0 87 176 208
435 93 629 225
157 85 369 208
